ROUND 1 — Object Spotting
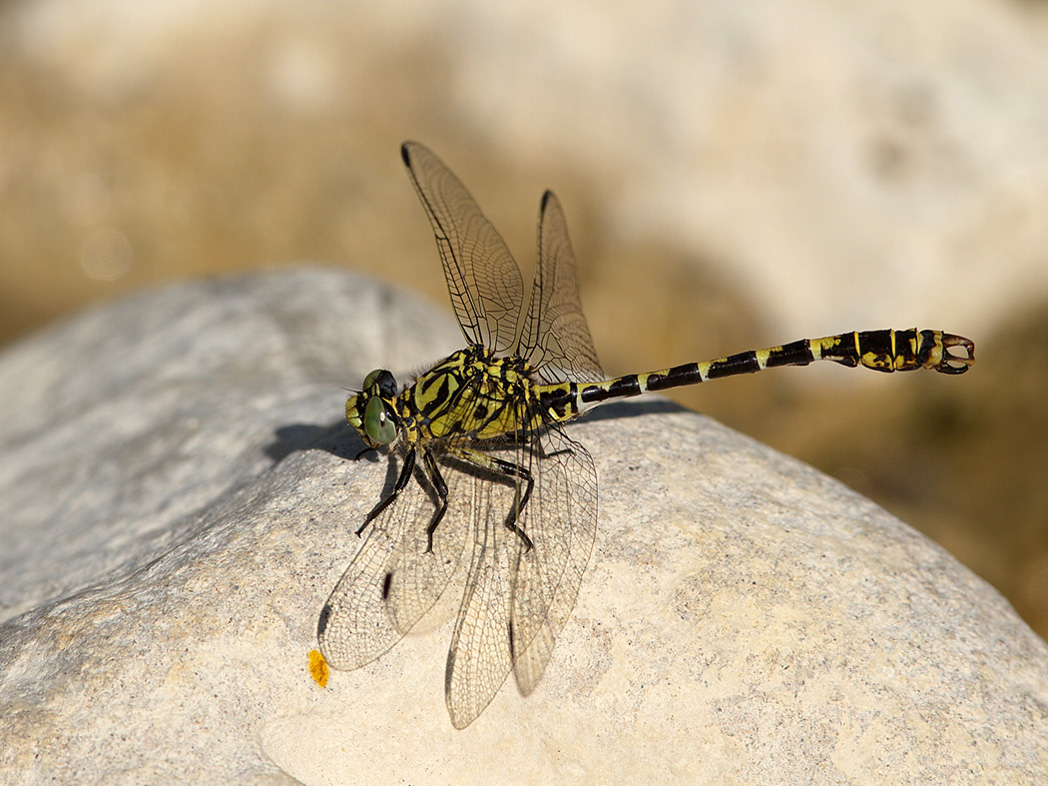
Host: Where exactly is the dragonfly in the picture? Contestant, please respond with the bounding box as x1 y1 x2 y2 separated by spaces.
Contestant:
317 141 975 729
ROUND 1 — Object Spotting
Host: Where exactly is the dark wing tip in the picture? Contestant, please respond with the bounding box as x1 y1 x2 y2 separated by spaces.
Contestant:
540 190 556 211
400 142 414 167
316 603 333 638
444 646 456 694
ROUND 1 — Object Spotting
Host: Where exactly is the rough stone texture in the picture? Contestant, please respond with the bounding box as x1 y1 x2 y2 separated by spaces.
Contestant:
0 269 1045 785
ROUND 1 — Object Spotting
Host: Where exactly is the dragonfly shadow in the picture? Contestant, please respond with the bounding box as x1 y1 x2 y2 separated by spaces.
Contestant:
265 419 368 464
267 419 432 516
578 397 685 424
265 397 684 466
263 399 687 519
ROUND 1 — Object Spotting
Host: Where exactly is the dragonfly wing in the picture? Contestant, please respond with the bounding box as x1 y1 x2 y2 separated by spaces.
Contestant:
509 425 598 696
317 455 470 671
442 447 533 729
519 190 604 384
401 142 524 354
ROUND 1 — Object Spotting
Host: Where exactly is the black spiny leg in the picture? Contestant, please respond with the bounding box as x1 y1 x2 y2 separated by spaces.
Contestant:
487 455 535 551
422 448 450 553
355 448 416 536
447 446 536 550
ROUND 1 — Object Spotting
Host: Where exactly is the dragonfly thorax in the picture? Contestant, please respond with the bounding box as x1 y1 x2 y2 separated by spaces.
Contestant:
346 368 400 449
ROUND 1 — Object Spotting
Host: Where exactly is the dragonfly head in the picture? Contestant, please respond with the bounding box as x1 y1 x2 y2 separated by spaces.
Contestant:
346 369 400 448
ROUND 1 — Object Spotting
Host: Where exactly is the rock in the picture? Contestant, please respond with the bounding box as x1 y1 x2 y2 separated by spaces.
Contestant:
1 269 1045 784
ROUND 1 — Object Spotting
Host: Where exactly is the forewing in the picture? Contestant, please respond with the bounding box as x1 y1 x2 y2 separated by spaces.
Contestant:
509 424 598 696
317 455 471 671
519 190 604 384
401 142 524 353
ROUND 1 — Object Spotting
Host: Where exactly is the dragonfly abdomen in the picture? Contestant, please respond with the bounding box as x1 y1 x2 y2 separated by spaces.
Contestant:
807 329 974 374
559 328 973 412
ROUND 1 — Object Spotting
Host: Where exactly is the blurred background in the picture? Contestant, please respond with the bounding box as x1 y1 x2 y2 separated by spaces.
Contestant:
1 0 1046 636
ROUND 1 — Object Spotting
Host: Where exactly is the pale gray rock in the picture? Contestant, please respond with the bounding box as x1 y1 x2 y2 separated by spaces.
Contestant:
1 269 1045 785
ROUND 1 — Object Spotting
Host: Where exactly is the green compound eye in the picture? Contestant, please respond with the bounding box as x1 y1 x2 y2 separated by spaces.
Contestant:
362 369 383 390
363 397 396 444
362 368 398 398
345 394 363 429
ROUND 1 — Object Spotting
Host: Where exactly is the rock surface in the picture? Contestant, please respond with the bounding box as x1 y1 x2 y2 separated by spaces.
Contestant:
0 269 1045 785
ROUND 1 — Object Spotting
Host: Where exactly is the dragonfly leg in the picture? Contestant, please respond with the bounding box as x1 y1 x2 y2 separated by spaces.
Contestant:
352 445 378 461
422 448 450 553
446 446 536 550
485 455 536 551
537 443 572 460
355 447 416 536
